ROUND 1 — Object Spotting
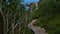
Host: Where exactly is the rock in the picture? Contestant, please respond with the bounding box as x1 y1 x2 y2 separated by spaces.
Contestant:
28 19 48 34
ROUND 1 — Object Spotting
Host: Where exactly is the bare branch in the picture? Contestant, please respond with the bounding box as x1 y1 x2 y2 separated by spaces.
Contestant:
0 7 6 34
12 11 17 34
5 11 9 34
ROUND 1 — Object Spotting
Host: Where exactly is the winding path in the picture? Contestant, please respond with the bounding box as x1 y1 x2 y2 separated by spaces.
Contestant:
28 19 48 34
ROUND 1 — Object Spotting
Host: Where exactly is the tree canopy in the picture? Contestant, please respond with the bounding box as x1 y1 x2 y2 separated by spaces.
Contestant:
0 0 60 34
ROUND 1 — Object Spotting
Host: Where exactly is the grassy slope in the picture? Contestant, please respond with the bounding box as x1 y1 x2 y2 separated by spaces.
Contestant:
36 15 60 34
47 15 60 34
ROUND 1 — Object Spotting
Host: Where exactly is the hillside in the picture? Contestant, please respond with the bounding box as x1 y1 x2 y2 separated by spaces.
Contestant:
0 0 60 34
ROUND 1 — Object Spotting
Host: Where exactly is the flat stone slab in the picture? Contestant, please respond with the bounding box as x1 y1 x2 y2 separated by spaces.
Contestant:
28 19 48 34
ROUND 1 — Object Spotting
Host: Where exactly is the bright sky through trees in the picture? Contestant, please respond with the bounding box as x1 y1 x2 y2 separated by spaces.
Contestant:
21 0 40 10
6 0 40 10
21 0 40 5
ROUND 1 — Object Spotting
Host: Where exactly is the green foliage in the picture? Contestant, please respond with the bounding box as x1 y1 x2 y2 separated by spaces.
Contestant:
0 0 60 34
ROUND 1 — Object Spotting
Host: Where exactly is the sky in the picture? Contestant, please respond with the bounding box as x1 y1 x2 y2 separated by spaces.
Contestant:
21 0 40 5
21 0 40 11
6 0 40 10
